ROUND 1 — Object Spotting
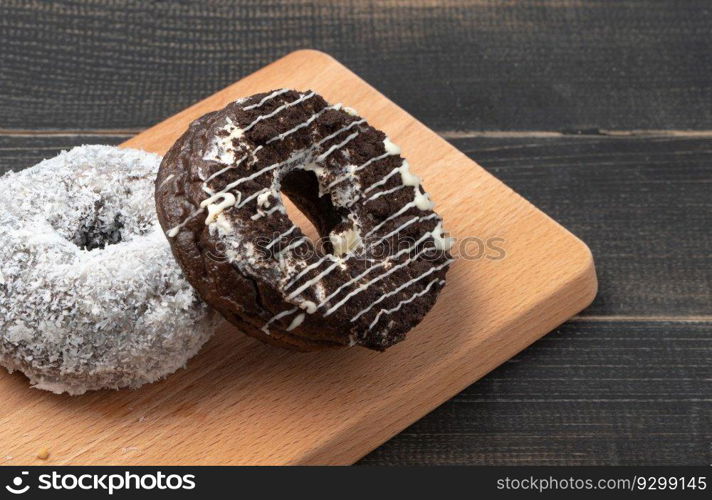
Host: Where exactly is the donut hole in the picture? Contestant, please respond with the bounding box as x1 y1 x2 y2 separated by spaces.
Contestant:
280 169 347 255
67 199 152 251
72 214 124 251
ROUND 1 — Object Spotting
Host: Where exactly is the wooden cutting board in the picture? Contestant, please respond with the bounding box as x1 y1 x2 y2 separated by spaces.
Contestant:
0 50 597 465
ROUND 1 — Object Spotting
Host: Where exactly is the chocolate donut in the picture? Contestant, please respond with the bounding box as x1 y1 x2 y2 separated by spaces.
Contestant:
0 146 217 394
156 89 453 351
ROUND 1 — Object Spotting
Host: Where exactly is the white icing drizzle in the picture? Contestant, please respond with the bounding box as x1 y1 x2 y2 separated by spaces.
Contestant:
286 260 342 300
168 157 249 237
300 300 317 314
256 189 272 208
158 174 175 189
169 94 374 238
251 205 284 221
265 226 297 250
326 137 402 191
316 131 360 162
266 105 337 144
398 160 420 186
362 166 400 194
364 200 422 239
167 209 203 238
202 192 238 225
210 157 289 199
283 254 338 290
368 213 439 248
329 227 362 256
313 119 365 150
276 236 309 258
267 130 442 318
261 299 316 335
260 307 298 335
324 164 356 191
414 189 435 210
272 212 436 317
205 156 247 184
202 114 367 228
351 261 453 323
353 151 393 173
243 91 316 132
430 221 455 251
365 184 407 202
316 121 365 162
173 98 369 238
322 244 438 317
366 278 446 331
243 88 291 110
236 187 270 209
383 137 401 156
286 312 306 331
213 213 234 235
203 117 245 164
212 113 363 200
309 232 432 315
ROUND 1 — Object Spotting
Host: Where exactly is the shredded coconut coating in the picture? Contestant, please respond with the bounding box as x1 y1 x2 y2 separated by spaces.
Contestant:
0 145 216 395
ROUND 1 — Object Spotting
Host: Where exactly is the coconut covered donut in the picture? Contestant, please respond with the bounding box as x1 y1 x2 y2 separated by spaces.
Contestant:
156 89 453 351
0 146 216 395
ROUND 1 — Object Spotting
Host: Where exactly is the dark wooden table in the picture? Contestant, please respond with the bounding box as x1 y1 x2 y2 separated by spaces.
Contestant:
1 1 710 465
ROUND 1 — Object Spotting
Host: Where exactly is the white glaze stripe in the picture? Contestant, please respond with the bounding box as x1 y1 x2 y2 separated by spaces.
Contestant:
237 188 270 209
266 105 336 144
202 192 239 225
364 200 418 239
362 166 401 194
277 236 309 257
325 172 352 190
365 184 406 202
327 150 398 191
323 244 441 317
158 174 174 189
286 261 342 300
243 89 290 110
354 152 391 172
260 307 298 334
266 226 297 250
283 254 337 290
369 213 439 248
352 261 452 323
286 312 306 331
366 278 445 330
243 91 316 132
314 233 431 312
314 119 365 149
316 131 360 162
167 209 203 238
220 159 285 193
168 157 248 236
251 205 284 221
205 156 247 184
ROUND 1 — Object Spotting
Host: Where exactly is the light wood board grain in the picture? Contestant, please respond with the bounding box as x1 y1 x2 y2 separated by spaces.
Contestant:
0 50 597 465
